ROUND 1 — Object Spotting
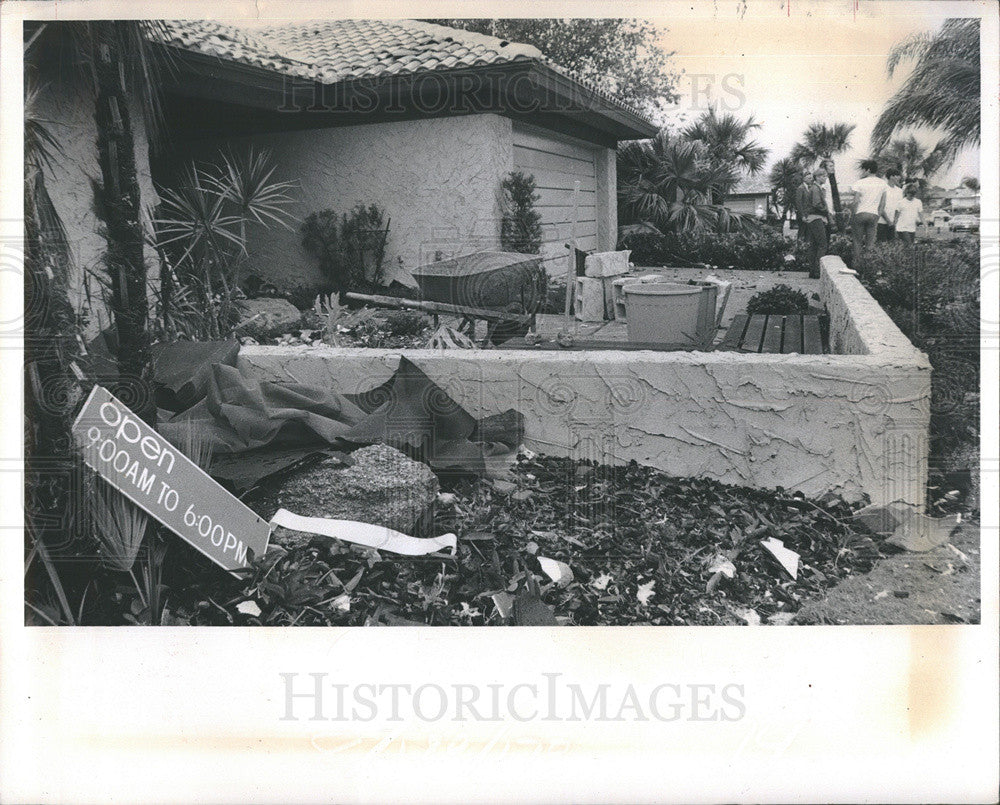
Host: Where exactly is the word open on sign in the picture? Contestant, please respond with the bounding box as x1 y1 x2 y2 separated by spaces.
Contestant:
72 385 271 574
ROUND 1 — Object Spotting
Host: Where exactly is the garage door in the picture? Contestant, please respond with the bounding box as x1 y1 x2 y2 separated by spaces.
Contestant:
513 124 599 267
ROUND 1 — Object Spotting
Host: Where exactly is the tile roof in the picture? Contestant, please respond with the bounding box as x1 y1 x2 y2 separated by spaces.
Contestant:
730 174 772 195
150 19 651 123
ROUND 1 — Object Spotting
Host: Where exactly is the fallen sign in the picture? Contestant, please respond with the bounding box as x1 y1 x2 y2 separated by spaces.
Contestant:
72 385 270 574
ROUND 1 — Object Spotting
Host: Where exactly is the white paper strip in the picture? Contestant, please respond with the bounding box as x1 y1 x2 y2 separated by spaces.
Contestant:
269 509 457 556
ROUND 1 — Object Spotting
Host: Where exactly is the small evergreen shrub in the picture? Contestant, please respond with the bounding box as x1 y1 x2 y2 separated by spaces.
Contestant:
501 171 543 254
746 284 810 315
301 203 389 293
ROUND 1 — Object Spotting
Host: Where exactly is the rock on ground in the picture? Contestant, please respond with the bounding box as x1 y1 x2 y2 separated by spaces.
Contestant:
239 298 302 334
267 444 439 549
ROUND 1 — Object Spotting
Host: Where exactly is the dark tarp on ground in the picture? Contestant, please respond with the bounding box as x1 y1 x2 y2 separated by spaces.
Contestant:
155 349 523 483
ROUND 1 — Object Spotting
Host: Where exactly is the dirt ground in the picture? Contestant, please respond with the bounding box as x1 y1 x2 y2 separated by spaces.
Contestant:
794 521 982 624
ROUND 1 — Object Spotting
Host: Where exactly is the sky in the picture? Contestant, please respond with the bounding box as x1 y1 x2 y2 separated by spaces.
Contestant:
649 0 980 189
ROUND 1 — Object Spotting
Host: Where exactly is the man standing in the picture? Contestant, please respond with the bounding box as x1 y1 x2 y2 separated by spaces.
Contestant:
850 159 887 264
795 171 813 242
878 169 904 241
894 184 925 245
805 169 831 279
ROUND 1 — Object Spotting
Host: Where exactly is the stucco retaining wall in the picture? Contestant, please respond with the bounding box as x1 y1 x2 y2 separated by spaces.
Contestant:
238 259 931 506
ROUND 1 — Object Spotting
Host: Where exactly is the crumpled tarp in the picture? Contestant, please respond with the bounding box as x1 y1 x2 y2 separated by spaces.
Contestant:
159 353 522 480
161 362 365 453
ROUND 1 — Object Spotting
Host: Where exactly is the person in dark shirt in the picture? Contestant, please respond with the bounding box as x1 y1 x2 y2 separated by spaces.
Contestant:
795 170 813 242
805 169 831 279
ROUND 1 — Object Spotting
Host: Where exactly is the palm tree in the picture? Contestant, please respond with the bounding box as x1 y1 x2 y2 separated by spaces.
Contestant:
27 21 170 426
791 122 856 213
767 157 803 223
873 135 949 187
617 130 751 237
681 107 769 203
871 19 979 165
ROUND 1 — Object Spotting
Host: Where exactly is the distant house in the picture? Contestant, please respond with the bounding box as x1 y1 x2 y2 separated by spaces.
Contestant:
945 186 980 211
723 175 772 216
32 19 657 321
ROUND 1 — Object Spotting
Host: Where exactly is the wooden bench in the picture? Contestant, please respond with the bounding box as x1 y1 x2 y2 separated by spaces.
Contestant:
716 314 827 354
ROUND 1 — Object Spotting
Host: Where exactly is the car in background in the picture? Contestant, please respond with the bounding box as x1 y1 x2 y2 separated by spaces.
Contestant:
948 213 979 233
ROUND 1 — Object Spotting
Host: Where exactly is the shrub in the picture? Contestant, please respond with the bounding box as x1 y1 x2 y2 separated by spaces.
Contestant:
746 284 810 315
622 225 792 271
301 203 389 293
283 281 337 311
853 239 979 505
382 310 430 337
501 171 543 254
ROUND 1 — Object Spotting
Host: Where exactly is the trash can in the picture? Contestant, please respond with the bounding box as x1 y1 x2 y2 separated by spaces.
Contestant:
622 283 712 347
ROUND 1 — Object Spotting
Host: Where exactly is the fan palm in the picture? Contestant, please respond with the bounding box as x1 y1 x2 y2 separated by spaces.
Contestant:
681 107 769 202
617 130 751 236
767 157 803 222
873 135 949 186
790 122 856 212
871 18 980 165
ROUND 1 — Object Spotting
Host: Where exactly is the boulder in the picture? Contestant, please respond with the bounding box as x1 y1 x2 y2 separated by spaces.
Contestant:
239 298 302 334
268 444 439 549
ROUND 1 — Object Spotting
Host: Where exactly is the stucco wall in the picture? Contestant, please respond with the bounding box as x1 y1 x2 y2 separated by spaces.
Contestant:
238 260 931 507
175 114 514 292
32 65 159 338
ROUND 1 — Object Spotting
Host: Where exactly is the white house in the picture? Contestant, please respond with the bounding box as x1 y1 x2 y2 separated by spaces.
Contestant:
30 19 657 332
150 19 657 287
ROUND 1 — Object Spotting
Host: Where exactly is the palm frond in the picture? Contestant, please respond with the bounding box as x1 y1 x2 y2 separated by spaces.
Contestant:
872 18 979 160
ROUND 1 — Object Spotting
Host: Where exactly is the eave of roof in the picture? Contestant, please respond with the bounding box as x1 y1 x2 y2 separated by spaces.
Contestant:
149 19 658 140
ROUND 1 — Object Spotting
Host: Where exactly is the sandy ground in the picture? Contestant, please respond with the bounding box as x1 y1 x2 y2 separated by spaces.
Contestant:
794 521 981 625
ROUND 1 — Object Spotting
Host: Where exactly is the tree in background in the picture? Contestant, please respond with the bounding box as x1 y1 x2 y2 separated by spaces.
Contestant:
425 18 679 119
617 130 752 237
791 122 856 213
871 18 979 166
681 107 768 203
873 134 949 188
767 157 803 223
961 176 980 192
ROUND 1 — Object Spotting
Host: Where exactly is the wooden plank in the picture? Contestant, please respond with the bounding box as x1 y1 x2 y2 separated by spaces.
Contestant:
516 167 598 193
740 314 767 352
761 315 784 353
539 232 599 251
782 315 803 353
512 126 601 164
343 293 531 324
513 145 596 177
716 314 749 351
534 187 597 207
802 316 823 354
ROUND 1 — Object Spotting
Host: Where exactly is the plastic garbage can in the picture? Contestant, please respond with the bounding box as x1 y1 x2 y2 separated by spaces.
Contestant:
622 282 712 346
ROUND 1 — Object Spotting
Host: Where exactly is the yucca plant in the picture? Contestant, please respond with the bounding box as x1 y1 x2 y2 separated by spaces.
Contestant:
153 147 296 339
